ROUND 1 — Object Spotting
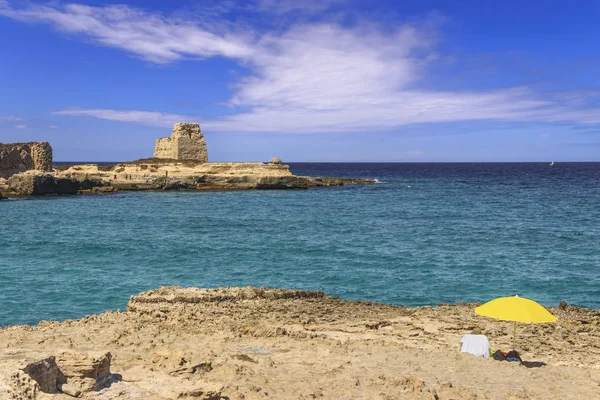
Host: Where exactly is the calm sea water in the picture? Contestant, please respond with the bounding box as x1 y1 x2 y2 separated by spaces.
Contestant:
1 163 599 326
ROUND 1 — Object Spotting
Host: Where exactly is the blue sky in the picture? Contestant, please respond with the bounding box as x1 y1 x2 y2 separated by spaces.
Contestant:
1 0 599 162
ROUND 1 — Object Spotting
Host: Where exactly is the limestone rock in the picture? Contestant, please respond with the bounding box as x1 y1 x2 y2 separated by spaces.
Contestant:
0 142 52 178
56 352 114 395
308 177 377 187
6 172 106 196
255 176 308 189
154 123 208 162
9 353 115 399
7 173 79 195
10 356 66 398
269 157 282 165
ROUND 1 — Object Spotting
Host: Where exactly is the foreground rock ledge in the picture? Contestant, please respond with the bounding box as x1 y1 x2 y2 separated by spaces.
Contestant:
1 287 599 399
0 160 375 197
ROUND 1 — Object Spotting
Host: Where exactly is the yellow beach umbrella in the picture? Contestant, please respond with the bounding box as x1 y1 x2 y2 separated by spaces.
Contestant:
475 295 557 350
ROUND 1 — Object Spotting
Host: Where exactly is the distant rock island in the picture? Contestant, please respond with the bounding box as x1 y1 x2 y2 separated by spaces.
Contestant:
0 123 373 197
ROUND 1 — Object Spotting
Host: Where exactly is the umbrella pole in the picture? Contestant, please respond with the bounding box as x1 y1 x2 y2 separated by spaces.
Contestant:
513 321 517 350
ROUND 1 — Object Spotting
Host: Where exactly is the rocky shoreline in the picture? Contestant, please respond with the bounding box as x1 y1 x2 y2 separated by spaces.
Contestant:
1 286 599 399
0 159 374 197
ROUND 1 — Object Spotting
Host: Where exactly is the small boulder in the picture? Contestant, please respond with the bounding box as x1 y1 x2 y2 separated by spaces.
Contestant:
11 356 66 396
269 157 282 165
9 352 116 399
56 352 114 393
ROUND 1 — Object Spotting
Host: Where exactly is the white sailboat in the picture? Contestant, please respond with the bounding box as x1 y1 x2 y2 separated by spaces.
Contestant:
550 161 555 167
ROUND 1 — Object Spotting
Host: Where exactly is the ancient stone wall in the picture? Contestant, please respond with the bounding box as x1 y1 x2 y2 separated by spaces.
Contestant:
0 142 53 178
154 137 175 159
153 123 208 162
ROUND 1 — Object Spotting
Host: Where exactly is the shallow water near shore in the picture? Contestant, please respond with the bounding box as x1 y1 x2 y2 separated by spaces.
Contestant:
1 162 600 326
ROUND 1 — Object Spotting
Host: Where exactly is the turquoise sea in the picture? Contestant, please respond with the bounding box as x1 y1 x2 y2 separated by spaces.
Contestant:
1 163 599 326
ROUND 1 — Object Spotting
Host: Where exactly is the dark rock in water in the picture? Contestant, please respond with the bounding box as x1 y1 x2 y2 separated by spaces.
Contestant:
559 301 569 310
309 177 377 186
0 192 5 200
6 173 107 196
91 186 116 194
8 174 78 195
256 176 309 189
112 175 313 191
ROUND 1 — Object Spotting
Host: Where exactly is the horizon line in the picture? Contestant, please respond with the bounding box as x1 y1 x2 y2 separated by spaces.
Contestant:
53 160 600 164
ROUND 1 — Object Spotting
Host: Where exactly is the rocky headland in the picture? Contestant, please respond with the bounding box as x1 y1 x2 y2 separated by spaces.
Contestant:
0 123 373 197
0 286 599 399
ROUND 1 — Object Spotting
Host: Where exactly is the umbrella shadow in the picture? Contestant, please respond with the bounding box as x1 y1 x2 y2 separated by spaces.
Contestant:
520 360 547 368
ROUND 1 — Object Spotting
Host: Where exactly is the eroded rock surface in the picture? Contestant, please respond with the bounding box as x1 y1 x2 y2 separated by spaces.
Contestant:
1 161 375 196
0 142 52 178
8 353 114 399
11 356 65 398
5 172 104 196
1 286 599 399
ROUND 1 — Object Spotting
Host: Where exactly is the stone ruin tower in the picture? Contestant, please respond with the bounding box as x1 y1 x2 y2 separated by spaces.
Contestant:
0 141 53 178
154 123 208 162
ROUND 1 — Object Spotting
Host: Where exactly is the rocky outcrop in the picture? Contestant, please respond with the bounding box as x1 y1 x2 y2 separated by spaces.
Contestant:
11 357 65 397
3 168 376 196
5 172 106 196
0 142 53 178
56 353 114 397
154 123 208 162
110 175 374 192
310 176 376 186
10 353 115 398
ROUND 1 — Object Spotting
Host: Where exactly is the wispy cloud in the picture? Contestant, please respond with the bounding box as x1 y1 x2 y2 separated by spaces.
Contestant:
0 2 253 64
257 0 345 14
53 109 194 127
0 115 22 121
3 1 600 133
15 124 27 129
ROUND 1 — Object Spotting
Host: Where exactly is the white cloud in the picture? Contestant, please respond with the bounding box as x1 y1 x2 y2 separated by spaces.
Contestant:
257 0 345 14
3 1 600 133
49 125 59 129
0 115 22 121
15 124 27 129
53 109 194 127
0 2 253 63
